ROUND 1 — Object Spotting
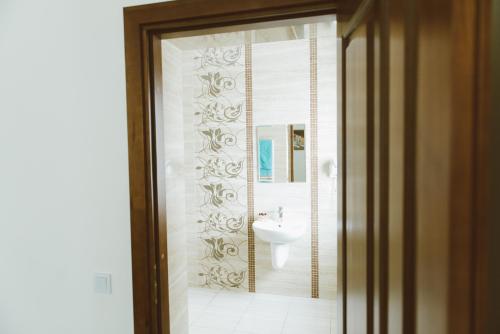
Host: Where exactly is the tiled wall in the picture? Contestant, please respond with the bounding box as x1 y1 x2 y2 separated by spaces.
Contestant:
163 28 336 300
317 35 337 300
252 39 312 298
251 36 337 299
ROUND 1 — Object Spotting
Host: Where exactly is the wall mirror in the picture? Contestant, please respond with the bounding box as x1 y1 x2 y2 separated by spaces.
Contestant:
256 124 306 183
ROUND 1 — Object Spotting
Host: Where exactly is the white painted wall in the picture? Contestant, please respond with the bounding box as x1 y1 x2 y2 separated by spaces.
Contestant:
0 1 167 333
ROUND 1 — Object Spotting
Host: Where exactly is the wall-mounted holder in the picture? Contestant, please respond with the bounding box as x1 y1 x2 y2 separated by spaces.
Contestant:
327 160 336 178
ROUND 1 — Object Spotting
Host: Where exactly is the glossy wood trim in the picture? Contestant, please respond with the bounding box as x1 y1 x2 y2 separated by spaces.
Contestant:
366 19 375 334
342 0 375 39
447 0 478 332
401 2 417 333
372 1 389 332
486 3 500 333
125 0 337 25
123 1 337 333
413 1 454 332
338 3 378 332
124 13 158 334
338 1 493 333
345 24 369 333
289 125 294 182
125 0 338 38
413 0 489 333
336 34 346 334
386 1 404 332
149 33 170 334
474 1 492 333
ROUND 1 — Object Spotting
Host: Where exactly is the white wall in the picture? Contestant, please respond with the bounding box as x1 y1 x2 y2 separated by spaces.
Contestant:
0 1 166 333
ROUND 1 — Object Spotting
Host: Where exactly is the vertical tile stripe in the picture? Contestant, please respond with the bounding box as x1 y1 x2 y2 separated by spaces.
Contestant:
245 32 256 293
192 45 248 290
310 24 320 298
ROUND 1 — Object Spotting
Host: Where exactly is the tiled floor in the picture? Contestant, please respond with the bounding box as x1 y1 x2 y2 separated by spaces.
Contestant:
188 287 336 334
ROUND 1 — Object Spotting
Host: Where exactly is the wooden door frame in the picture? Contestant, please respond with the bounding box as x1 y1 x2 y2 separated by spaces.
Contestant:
336 0 493 333
336 3 379 334
123 1 338 333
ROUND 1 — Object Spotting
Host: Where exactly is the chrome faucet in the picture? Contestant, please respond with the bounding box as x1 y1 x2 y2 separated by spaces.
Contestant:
278 206 284 222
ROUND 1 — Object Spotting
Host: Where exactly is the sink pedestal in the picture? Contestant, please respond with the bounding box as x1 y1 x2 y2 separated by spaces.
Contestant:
252 218 305 270
271 243 290 269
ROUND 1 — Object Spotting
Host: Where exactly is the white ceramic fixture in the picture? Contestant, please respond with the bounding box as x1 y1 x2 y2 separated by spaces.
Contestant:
252 217 305 269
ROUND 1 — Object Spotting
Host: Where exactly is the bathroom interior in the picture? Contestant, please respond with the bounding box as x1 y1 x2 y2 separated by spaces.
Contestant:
161 15 337 334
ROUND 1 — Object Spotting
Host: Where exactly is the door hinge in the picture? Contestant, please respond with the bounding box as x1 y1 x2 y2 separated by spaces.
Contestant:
153 264 158 305
154 281 158 305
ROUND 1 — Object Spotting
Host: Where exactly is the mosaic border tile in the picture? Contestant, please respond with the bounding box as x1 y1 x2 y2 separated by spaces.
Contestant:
244 32 256 293
309 24 320 299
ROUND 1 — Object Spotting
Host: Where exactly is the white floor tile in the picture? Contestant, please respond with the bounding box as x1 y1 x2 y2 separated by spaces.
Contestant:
191 311 242 331
282 316 331 334
210 292 253 311
252 292 298 303
186 288 335 334
189 306 205 324
189 326 234 334
188 288 218 309
246 299 291 318
235 313 286 334
288 298 332 319
188 287 219 298
202 304 248 318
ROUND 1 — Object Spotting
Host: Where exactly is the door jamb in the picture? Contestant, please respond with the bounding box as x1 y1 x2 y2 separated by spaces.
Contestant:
123 1 338 333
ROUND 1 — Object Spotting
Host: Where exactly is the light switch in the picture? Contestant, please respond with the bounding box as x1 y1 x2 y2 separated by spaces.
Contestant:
94 273 112 294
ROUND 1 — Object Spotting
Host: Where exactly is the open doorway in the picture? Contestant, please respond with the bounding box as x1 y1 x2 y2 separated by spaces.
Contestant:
123 1 338 333
161 17 337 334
157 16 337 334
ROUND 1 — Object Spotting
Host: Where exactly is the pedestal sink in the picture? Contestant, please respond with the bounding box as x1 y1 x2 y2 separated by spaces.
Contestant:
252 218 306 269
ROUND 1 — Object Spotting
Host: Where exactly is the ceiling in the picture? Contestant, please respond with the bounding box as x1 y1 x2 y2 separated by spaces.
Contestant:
165 18 336 51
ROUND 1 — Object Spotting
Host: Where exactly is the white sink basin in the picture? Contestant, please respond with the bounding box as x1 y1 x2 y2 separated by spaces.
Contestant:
253 218 305 269
253 219 305 244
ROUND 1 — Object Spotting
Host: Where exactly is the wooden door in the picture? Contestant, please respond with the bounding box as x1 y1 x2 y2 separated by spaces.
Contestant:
337 0 494 333
344 22 374 334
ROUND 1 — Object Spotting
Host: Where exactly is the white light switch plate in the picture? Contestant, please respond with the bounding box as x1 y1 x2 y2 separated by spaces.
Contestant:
94 273 112 294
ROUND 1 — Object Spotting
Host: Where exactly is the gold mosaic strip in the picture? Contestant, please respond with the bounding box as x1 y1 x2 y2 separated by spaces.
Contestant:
309 24 320 299
244 32 256 293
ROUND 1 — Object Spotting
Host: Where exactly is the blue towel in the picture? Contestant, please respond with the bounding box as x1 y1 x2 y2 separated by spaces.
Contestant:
259 139 273 179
